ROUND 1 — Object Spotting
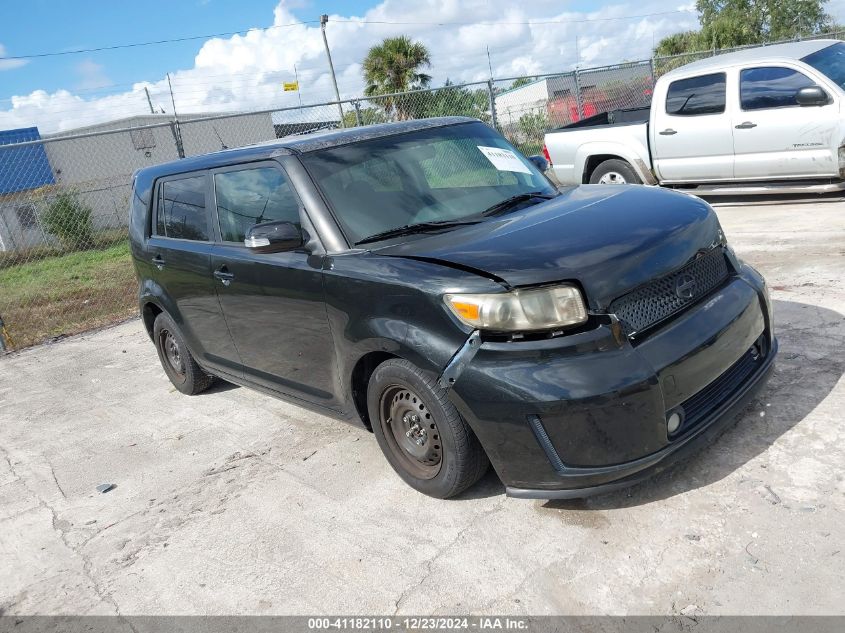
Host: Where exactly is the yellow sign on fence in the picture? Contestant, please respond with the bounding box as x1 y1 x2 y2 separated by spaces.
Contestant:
283 81 299 92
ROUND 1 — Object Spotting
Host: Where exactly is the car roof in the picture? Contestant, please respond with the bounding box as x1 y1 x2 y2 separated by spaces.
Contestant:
663 39 839 78
134 116 477 181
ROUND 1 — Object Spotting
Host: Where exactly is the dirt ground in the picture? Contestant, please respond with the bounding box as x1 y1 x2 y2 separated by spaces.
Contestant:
1 199 843 615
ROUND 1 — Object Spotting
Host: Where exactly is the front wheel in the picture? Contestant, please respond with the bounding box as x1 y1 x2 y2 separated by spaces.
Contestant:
589 159 642 185
367 359 489 498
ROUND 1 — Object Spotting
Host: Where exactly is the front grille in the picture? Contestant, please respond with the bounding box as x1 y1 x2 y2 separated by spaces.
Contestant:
674 342 764 435
609 247 730 337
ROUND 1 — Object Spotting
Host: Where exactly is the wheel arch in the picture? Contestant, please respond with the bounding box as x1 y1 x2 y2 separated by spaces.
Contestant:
583 154 627 184
575 142 655 184
350 351 400 431
141 301 164 340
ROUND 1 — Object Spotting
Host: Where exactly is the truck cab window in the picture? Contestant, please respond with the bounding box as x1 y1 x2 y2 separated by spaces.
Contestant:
740 66 815 110
665 73 726 116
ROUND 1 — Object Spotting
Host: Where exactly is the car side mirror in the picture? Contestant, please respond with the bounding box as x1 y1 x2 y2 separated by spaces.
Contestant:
244 220 303 253
796 85 829 107
528 155 549 172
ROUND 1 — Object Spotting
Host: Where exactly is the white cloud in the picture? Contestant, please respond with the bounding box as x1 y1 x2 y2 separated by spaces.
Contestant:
0 44 28 71
0 0 727 133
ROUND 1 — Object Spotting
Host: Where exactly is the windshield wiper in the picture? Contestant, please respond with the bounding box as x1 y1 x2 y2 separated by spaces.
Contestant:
481 191 558 217
354 219 482 246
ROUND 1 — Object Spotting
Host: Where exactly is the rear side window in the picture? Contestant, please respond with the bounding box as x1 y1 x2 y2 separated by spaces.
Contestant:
740 66 815 110
214 166 300 243
665 73 726 116
156 175 209 241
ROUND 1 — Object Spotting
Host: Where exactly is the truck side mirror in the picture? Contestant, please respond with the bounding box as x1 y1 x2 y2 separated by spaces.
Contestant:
244 220 304 253
796 86 829 107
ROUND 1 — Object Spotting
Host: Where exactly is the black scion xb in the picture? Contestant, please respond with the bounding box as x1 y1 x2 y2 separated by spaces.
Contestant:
129 117 776 499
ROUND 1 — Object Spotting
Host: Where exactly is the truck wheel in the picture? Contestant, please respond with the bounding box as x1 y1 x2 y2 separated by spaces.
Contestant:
589 159 641 185
153 312 214 395
367 359 489 499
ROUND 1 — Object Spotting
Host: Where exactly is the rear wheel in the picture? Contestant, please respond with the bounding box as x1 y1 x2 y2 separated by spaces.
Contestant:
589 159 641 185
367 359 489 498
153 312 214 395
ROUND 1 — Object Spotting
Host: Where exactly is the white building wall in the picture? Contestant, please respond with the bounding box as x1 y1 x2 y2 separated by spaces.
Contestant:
495 81 552 128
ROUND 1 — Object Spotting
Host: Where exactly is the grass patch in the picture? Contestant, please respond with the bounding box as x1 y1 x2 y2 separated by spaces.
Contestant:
0 240 137 350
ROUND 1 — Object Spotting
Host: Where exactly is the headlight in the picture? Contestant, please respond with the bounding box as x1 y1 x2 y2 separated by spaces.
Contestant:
444 285 587 331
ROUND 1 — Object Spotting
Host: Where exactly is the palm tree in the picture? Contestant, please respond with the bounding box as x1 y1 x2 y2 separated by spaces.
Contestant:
363 36 432 120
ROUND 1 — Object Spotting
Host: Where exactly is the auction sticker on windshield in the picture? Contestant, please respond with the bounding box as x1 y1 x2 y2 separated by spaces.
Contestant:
477 146 532 174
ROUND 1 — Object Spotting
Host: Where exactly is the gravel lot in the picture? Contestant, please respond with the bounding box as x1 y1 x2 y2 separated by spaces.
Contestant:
1 199 843 616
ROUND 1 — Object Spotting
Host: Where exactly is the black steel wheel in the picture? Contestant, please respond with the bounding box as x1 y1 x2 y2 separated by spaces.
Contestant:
152 312 214 395
379 385 443 480
367 359 489 498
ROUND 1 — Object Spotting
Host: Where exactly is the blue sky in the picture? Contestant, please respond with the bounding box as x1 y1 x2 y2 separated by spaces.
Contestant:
0 0 344 95
0 0 612 97
2 0 842 132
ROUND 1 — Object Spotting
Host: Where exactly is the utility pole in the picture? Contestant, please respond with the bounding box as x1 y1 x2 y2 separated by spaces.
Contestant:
486 46 498 130
294 63 303 110
320 14 345 127
144 87 155 114
167 73 185 158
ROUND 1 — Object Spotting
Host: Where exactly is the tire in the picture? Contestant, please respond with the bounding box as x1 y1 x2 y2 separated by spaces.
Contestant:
589 159 642 185
367 359 489 499
152 312 214 395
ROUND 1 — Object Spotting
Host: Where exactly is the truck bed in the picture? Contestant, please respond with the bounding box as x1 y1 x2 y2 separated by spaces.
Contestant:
545 108 652 186
559 106 650 130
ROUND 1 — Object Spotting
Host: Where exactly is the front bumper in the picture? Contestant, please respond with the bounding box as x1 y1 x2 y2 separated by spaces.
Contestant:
448 266 776 499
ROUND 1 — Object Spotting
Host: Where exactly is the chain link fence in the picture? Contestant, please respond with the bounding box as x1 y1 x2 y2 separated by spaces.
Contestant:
1 32 842 350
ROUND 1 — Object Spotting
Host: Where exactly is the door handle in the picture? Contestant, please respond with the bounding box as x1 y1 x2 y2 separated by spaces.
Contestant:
213 267 234 286
659 128 677 135
735 121 757 129
152 255 165 270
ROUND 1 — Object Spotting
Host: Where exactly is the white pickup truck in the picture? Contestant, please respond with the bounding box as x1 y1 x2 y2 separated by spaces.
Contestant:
544 39 845 195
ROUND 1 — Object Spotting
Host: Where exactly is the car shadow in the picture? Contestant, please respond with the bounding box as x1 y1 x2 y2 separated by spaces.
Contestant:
205 379 240 395
541 299 845 511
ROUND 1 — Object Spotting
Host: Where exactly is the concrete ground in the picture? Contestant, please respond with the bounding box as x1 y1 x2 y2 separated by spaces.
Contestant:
1 200 843 616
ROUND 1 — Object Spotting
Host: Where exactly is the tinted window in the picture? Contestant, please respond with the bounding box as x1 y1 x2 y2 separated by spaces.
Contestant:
156 176 209 241
740 66 815 110
666 73 726 116
300 122 554 245
802 42 845 89
214 166 300 243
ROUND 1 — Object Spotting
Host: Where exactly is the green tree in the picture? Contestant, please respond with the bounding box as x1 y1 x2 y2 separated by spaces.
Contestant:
511 111 549 155
414 80 491 121
363 36 432 120
42 192 93 249
341 106 388 128
655 0 834 56
509 77 536 90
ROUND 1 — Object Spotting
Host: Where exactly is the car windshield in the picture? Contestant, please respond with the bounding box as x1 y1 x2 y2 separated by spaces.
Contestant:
802 42 845 89
300 121 557 245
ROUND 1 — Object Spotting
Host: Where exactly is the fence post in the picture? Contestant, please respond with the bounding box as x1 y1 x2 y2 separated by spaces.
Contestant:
487 79 499 130
574 69 584 121
649 57 656 85
353 100 363 127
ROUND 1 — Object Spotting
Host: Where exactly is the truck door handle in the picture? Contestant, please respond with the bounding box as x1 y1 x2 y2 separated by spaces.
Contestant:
659 128 677 135
152 255 165 270
735 121 757 129
213 267 234 286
